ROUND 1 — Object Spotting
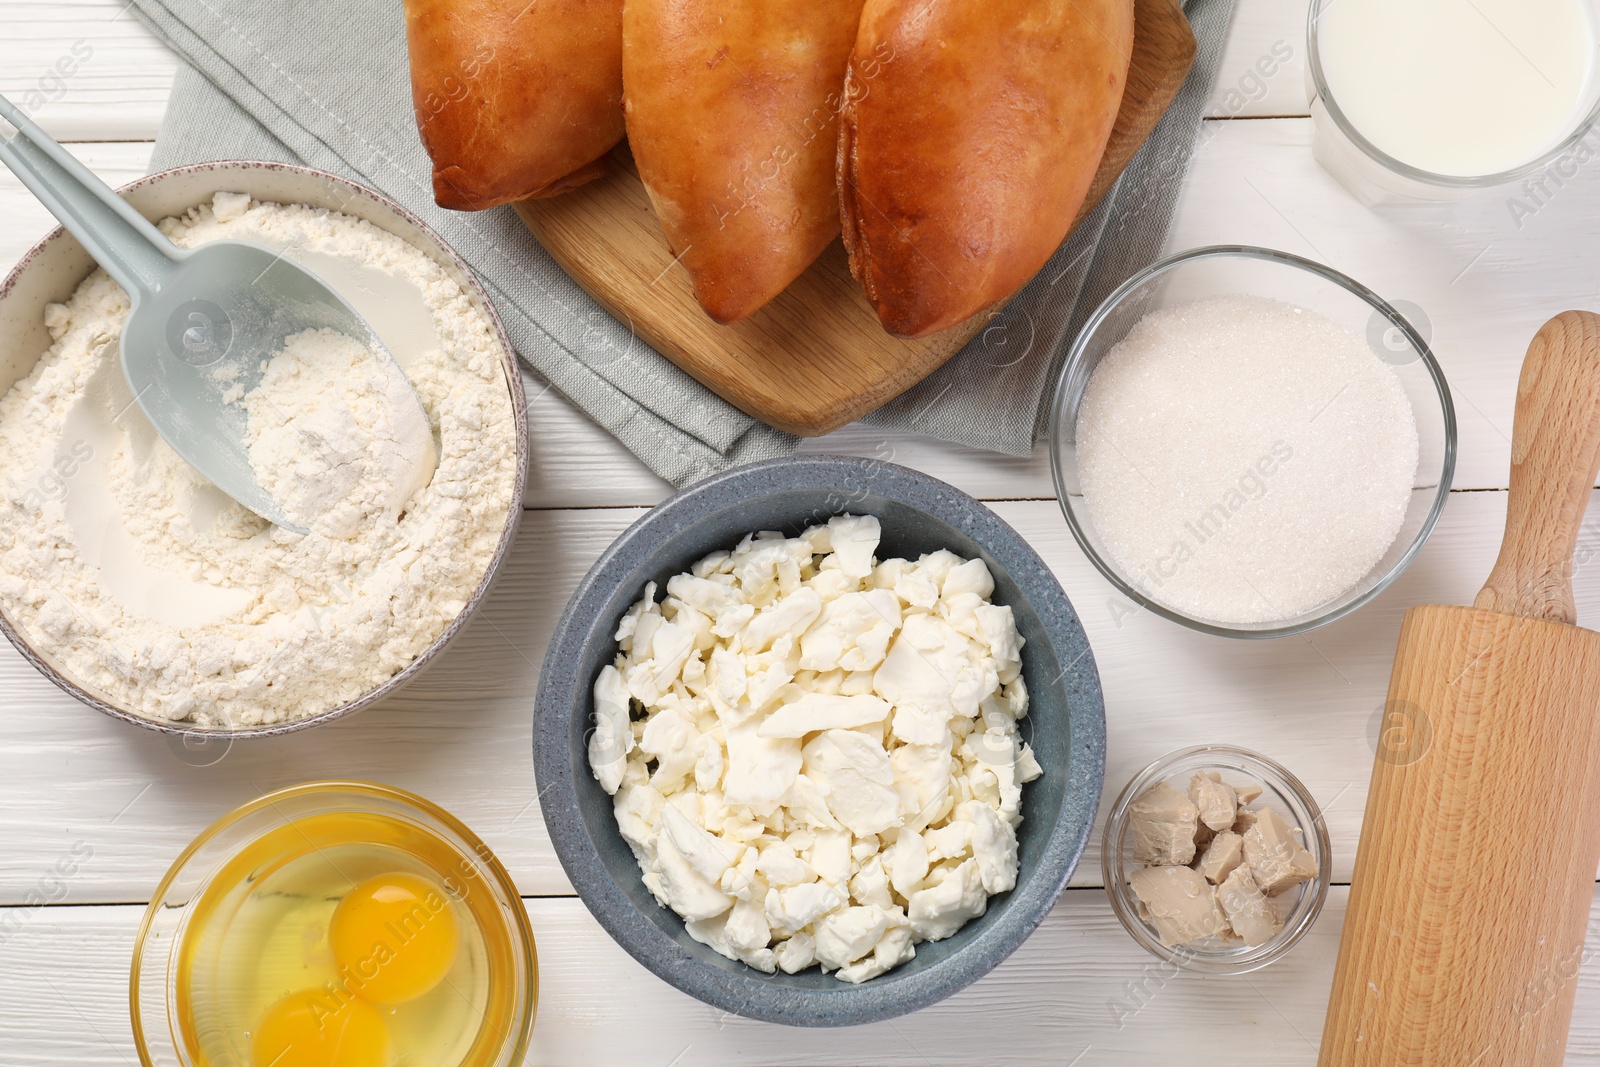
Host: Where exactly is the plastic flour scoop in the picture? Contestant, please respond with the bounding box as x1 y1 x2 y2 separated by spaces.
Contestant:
0 92 436 535
1321 311 1600 1065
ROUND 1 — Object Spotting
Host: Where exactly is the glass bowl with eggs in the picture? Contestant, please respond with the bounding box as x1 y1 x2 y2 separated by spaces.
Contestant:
1049 245 1456 638
1102 745 1331 974
130 781 537 1067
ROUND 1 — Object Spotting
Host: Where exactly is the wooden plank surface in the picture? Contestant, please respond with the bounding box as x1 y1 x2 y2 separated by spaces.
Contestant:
4 491 1599 905
0 1 176 142
0 0 1309 145
4 889 1600 1066
8 121 1600 506
4 1 1600 1063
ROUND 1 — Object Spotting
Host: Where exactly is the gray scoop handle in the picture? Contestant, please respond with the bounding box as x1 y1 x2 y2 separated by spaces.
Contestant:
0 94 179 301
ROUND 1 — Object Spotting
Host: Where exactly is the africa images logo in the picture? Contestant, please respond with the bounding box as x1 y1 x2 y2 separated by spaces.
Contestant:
1131 442 1295 595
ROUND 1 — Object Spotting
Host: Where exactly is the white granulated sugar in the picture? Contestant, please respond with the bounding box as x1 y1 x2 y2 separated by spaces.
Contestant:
0 193 516 726
1076 295 1418 625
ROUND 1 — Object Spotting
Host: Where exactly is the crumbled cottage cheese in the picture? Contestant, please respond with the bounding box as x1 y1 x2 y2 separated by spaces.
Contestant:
0 193 516 726
589 515 1042 982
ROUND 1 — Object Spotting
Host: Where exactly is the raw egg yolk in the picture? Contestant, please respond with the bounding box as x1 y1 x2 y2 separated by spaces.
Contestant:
329 871 460 1004
250 989 388 1067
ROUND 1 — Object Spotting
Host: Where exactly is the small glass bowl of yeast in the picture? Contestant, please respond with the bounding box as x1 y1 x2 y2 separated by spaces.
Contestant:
1102 745 1330 975
131 781 537 1067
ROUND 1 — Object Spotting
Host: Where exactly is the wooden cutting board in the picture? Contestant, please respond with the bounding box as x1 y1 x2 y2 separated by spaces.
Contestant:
516 0 1196 436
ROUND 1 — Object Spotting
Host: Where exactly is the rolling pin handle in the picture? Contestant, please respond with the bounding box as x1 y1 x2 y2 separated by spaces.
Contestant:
1473 310 1600 624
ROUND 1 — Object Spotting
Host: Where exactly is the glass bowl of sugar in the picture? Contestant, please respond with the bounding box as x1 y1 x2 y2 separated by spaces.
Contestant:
1049 245 1455 638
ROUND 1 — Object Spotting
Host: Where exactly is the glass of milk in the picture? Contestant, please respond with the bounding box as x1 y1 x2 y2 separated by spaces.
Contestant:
1308 0 1600 203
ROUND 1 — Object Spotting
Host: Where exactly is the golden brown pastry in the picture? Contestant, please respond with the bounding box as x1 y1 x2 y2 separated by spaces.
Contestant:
622 0 866 324
405 0 625 211
838 0 1135 338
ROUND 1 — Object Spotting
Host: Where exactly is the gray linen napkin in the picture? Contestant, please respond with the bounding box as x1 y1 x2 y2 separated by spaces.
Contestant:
130 0 1232 486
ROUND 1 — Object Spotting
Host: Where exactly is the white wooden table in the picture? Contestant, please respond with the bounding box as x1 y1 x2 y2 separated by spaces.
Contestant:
3 1 1600 1062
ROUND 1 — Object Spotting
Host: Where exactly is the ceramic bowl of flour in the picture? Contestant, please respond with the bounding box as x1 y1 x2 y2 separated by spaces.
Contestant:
1049 246 1455 639
0 162 527 736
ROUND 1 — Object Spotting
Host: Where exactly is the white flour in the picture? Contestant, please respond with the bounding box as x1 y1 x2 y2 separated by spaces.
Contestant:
0 193 517 726
242 328 435 536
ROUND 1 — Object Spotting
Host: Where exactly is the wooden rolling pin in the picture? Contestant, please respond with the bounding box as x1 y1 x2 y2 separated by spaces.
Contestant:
1321 311 1600 1065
